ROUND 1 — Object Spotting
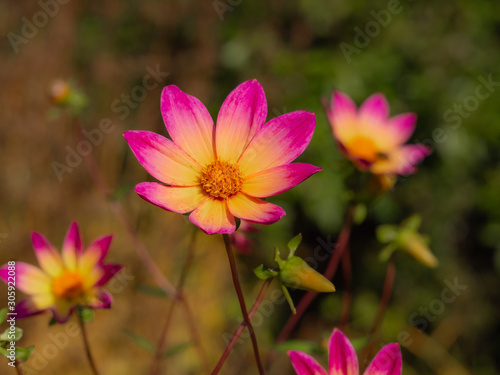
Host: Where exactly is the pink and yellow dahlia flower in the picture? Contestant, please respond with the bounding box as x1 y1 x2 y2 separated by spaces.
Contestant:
0 222 122 323
326 91 430 175
288 328 402 375
124 80 321 234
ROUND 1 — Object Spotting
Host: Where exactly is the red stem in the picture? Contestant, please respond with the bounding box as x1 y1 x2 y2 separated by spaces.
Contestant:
360 258 396 370
211 278 273 374
339 246 352 330
222 234 265 375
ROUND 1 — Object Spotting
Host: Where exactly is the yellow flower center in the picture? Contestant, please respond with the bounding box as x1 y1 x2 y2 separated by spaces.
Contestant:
200 160 243 199
346 136 379 163
52 270 85 300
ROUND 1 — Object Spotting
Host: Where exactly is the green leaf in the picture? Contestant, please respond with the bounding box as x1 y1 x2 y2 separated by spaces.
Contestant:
376 225 399 243
77 306 95 323
280 282 296 314
163 341 192 358
136 284 169 298
48 316 58 326
0 327 23 342
124 330 155 353
253 265 278 280
378 243 397 262
274 340 319 354
287 234 302 258
402 214 421 231
0 308 7 324
15 346 35 361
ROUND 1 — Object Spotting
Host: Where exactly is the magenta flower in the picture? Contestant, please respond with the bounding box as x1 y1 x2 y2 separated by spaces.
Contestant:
325 91 430 175
0 222 122 323
124 80 320 234
288 328 402 375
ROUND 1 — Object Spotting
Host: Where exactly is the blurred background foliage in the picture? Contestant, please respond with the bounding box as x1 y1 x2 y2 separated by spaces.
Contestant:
0 0 499 374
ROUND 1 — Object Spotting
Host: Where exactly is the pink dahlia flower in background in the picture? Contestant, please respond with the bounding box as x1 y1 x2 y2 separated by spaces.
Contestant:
288 328 402 375
0 222 122 323
124 80 321 234
325 91 431 175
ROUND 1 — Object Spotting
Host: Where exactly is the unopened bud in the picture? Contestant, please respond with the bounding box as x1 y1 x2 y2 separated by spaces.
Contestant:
50 79 70 104
400 230 438 268
279 256 335 293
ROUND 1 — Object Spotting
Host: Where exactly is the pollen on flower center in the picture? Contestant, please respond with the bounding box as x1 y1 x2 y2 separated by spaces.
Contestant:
200 160 243 199
346 136 379 162
52 270 85 300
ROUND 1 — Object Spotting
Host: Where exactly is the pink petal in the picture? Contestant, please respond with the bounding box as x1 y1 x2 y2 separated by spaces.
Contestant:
160 85 216 166
123 130 201 186
189 198 236 234
360 93 389 122
136 182 207 214
329 329 359 375
10 262 52 295
96 264 123 287
31 232 63 278
288 350 328 375
242 163 321 198
88 290 113 309
14 299 46 319
62 222 82 271
329 91 358 124
387 113 417 146
216 80 267 163
86 235 113 264
227 193 285 224
238 111 316 176
371 144 431 175
363 343 402 375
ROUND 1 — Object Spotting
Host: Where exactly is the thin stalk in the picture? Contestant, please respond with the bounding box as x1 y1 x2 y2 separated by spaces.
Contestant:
151 229 208 374
222 234 265 375
339 247 352 330
14 361 24 375
212 278 273 374
77 314 100 375
275 204 355 344
360 258 396 371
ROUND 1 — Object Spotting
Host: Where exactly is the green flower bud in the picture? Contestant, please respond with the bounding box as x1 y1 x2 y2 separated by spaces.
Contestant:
279 256 335 293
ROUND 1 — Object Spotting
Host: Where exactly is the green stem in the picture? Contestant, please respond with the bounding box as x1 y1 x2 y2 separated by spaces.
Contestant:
77 313 100 375
222 233 265 375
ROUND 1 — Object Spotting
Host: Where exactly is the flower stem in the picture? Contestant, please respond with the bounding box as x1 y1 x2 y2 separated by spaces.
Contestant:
339 246 353 330
212 277 273 375
222 233 265 375
275 204 355 344
15 361 24 375
360 257 396 370
77 313 100 375
151 229 208 375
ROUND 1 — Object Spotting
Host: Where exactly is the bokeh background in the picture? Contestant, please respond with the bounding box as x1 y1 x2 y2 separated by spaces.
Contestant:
1 0 499 374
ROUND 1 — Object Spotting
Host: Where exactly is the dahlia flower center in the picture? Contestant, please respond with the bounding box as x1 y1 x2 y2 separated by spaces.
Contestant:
200 160 243 199
52 270 85 299
347 136 378 162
